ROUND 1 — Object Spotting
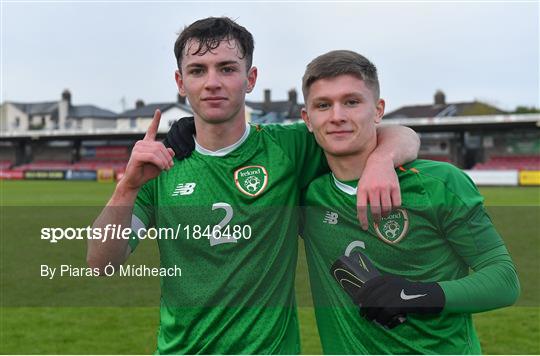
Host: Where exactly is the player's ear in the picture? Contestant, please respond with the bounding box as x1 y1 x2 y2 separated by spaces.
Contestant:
374 98 385 124
175 70 187 96
246 66 257 93
301 108 313 132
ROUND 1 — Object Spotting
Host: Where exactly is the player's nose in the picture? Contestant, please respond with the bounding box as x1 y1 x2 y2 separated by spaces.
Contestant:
329 104 347 124
204 69 222 91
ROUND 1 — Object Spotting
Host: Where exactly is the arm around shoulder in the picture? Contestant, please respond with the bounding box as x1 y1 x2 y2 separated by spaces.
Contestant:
356 125 419 228
374 124 420 167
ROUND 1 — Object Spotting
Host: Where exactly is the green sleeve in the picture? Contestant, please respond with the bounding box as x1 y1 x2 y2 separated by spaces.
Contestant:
433 165 520 313
439 245 520 313
435 164 505 256
263 122 328 189
129 179 155 252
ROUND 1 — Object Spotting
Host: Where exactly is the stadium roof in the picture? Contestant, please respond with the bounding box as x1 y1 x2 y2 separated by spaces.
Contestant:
384 113 539 132
2 114 537 141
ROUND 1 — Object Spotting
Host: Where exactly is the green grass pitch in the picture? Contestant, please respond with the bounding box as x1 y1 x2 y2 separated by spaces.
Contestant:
0 181 539 354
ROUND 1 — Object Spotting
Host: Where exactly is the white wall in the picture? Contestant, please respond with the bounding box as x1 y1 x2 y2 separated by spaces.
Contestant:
0 104 29 132
160 107 192 131
117 106 192 132
80 117 116 130
464 170 519 186
116 117 132 130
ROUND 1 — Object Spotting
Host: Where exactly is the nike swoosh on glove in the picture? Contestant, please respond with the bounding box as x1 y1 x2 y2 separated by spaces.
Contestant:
354 275 445 329
163 117 196 159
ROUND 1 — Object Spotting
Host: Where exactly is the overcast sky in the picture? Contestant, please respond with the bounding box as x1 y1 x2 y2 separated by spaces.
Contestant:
2 1 538 114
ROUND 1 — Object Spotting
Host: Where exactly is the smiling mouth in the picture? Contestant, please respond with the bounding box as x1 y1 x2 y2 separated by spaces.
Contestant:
328 131 353 135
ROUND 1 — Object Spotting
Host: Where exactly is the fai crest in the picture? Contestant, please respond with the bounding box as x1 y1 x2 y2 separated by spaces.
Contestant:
234 165 268 197
374 208 409 244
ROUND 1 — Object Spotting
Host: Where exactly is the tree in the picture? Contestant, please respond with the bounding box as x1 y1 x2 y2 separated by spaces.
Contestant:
513 106 540 114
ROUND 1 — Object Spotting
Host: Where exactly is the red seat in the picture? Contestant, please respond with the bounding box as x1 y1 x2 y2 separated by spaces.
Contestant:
473 155 540 170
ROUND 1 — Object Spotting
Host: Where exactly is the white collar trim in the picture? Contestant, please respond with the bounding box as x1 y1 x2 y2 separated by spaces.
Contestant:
332 173 357 195
194 124 250 157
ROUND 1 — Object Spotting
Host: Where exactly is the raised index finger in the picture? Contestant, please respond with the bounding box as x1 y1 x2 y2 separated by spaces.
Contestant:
144 109 161 141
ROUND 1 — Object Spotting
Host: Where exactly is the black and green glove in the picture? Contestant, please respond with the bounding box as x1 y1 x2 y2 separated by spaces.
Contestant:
356 275 445 329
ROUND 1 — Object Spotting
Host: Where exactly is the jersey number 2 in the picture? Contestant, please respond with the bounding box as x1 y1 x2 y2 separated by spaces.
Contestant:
210 202 235 246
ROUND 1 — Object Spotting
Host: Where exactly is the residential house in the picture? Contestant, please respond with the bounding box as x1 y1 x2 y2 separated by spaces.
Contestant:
384 90 506 119
0 90 117 132
246 89 303 124
116 95 193 132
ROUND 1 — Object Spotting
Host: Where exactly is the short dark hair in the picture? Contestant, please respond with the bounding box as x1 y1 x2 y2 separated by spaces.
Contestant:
302 50 380 101
174 17 254 72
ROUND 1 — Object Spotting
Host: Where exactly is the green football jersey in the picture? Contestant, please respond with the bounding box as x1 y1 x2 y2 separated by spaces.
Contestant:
129 122 326 354
302 159 505 354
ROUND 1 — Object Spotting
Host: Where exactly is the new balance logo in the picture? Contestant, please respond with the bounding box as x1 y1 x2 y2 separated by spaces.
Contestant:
323 211 339 224
172 183 196 196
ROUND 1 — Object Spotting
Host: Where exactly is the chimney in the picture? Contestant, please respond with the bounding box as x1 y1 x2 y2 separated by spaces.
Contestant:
434 90 446 106
59 89 71 130
263 89 271 113
61 89 72 105
288 89 297 105
135 99 145 109
177 94 186 105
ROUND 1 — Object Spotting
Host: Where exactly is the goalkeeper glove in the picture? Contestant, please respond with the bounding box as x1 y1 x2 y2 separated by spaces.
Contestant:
355 274 445 329
331 252 406 328
163 117 196 159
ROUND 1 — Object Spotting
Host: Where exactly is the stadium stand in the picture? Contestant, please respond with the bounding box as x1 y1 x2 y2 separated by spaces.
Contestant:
32 146 73 162
10 145 129 174
0 160 13 170
71 160 127 172
473 155 540 170
12 160 72 171
418 155 453 163
12 159 127 173
80 146 129 160
10 160 126 183
1 111 537 184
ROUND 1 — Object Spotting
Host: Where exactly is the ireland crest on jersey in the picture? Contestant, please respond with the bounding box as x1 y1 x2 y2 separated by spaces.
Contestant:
234 165 268 197
374 208 409 244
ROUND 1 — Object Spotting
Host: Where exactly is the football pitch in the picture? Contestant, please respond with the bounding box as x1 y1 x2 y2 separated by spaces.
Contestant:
0 181 539 354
